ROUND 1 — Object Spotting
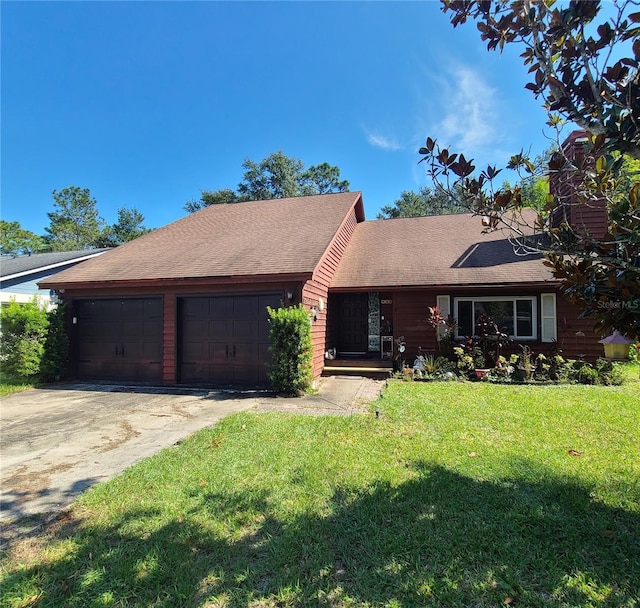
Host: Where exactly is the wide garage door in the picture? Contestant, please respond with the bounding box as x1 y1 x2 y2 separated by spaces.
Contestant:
179 293 282 386
74 298 163 383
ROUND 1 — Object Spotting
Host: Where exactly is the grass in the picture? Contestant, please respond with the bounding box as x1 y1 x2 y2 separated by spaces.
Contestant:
1 367 639 607
0 377 34 397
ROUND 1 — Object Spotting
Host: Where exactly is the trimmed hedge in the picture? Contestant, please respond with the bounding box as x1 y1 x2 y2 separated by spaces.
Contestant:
267 304 313 396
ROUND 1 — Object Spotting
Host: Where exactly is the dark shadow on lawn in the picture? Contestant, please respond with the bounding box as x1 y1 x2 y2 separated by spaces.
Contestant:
2 462 638 607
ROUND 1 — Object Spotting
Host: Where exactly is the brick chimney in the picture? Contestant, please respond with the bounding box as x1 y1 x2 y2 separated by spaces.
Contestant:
549 131 608 239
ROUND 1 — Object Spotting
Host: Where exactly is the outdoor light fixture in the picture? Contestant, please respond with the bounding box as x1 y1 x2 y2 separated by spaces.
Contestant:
286 290 294 302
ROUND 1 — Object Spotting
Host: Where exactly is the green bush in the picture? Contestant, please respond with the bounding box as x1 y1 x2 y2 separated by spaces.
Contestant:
594 358 625 386
0 299 49 380
267 304 313 396
577 364 598 385
41 302 70 382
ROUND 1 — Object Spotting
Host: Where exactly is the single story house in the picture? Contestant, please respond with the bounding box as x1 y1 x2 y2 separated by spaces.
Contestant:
1 249 109 310
40 188 603 386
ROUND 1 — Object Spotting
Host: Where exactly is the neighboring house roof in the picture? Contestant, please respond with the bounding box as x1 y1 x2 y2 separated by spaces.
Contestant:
40 192 364 288
330 211 557 289
1 249 111 282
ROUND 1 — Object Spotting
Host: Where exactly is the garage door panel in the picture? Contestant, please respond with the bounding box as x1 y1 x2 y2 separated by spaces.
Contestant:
182 298 208 318
143 298 162 317
181 341 206 362
233 297 255 317
182 320 208 341
121 341 161 362
74 298 163 383
233 341 257 365
233 319 258 341
209 319 232 339
209 297 233 316
179 293 281 386
143 320 162 337
143 342 162 361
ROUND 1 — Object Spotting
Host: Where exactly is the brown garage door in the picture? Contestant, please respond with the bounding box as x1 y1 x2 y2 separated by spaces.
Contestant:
74 298 163 382
179 293 282 386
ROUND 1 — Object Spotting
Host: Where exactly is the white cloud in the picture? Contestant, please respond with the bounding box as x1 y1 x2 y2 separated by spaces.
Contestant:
364 129 402 151
435 66 500 153
412 63 514 172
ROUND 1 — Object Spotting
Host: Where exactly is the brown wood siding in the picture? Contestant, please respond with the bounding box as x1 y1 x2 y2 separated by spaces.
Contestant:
393 291 439 359
303 280 329 378
556 296 604 361
304 208 361 378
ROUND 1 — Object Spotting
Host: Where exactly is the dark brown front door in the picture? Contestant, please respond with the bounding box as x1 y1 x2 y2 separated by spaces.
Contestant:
74 298 163 382
337 293 369 355
179 293 282 386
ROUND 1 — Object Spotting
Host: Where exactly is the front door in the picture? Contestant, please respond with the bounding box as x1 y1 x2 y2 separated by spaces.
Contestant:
336 293 369 355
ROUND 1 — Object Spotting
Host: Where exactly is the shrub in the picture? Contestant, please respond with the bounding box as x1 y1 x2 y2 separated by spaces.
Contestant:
594 358 625 386
453 346 475 378
0 299 49 380
40 302 70 382
577 364 598 385
267 304 313 396
420 354 454 378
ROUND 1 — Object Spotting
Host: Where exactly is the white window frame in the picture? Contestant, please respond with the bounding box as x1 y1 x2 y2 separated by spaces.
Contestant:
454 296 538 340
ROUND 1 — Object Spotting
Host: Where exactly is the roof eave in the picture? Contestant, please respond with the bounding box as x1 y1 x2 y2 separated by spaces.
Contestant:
312 192 365 279
40 272 314 292
329 279 561 293
2 251 109 282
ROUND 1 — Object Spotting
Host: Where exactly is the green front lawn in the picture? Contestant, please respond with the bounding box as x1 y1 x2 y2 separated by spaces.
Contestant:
2 370 639 607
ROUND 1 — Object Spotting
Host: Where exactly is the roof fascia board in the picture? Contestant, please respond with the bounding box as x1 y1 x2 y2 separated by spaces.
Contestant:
39 272 314 291
311 192 365 279
328 280 560 293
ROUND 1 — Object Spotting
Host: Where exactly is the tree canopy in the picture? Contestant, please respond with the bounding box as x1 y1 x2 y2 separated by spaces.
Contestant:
39 186 150 252
0 220 44 256
95 207 151 247
185 152 350 213
419 0 640 339
378 186 466 219
44 186 106 252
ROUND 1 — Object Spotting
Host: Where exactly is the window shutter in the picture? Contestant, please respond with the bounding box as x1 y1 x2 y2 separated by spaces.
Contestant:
541 293 557 342
436 295 451 340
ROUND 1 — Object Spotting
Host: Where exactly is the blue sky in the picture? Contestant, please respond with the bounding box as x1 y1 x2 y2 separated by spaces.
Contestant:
2 1 554 236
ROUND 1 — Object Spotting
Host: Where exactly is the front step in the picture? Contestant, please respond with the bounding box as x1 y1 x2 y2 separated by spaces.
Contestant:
323 358 393 378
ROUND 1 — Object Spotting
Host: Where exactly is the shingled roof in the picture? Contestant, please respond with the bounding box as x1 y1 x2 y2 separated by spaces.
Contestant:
41 192 364 287
331 211 557 289
1 249 110 281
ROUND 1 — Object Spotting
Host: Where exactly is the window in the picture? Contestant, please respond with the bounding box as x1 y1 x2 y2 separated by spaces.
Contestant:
454 296 537 340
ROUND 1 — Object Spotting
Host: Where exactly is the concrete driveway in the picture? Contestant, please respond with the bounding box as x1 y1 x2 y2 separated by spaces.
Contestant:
0 377 380 527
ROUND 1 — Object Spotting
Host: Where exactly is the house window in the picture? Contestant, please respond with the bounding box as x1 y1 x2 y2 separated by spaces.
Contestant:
454 296 537 340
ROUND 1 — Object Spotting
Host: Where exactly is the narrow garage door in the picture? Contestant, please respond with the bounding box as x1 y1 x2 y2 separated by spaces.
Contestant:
74 298 163 383
179 293 282 386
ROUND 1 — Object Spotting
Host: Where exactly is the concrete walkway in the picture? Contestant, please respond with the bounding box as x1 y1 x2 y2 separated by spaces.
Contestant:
0 376 383 528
